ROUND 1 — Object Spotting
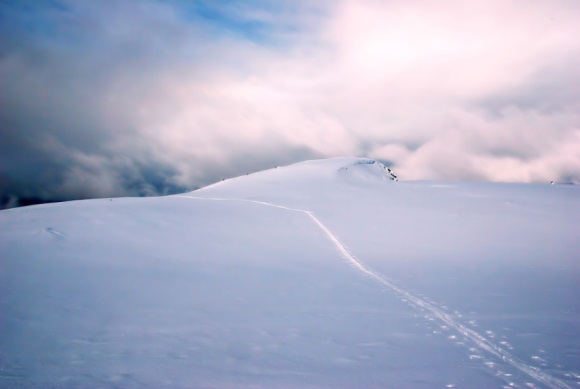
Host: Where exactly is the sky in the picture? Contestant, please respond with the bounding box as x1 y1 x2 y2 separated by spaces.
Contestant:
1 0 579 208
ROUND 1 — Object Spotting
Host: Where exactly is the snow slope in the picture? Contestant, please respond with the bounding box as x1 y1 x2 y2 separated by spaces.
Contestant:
1 157 579 388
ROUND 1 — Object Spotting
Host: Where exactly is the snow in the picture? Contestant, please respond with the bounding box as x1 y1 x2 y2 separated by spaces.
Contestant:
1 157 579 388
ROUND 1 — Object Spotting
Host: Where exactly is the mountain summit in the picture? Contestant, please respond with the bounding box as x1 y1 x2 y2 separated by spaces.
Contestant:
1 157 579 388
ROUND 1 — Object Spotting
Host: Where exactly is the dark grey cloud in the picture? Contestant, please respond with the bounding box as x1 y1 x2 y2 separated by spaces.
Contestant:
1 0 580 209
0 2 238 207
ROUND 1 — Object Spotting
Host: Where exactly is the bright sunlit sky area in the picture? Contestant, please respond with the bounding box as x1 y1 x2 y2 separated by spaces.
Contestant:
1 0 579 208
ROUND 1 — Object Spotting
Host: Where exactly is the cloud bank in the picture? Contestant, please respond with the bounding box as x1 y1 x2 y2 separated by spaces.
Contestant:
1 0 579 208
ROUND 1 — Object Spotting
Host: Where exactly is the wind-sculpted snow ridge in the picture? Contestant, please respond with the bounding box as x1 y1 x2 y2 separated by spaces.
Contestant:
197 157 398 196
176 194 574 389
337 158 398 182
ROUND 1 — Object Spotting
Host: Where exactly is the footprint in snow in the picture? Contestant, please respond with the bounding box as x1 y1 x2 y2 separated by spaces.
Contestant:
530 355 548 366
43 227 65 238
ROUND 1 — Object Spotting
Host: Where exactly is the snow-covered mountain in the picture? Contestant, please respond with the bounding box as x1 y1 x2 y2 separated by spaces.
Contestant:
1 157 579 388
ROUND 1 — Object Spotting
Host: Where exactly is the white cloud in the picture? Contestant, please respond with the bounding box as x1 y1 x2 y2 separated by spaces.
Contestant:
1 0 580 207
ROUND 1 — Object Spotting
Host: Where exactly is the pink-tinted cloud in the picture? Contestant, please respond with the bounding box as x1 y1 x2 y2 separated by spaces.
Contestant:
1 0 579 207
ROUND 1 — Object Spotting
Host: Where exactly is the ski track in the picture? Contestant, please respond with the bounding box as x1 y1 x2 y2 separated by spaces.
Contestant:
175 195 572 389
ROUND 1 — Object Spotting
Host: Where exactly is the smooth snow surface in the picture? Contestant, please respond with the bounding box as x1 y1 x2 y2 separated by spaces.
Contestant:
1 157 579 388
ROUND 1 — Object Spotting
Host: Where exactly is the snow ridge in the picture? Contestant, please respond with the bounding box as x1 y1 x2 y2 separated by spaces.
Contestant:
175 195 571 389
338 159 398 181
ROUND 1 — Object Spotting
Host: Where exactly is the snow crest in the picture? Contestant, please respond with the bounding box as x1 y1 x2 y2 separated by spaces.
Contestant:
338 159 398 182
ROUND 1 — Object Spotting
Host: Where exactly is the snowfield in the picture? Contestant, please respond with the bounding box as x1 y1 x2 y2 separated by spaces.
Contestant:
1 157 579 388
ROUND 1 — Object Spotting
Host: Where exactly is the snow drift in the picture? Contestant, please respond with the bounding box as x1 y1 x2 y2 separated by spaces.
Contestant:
1 157 579 388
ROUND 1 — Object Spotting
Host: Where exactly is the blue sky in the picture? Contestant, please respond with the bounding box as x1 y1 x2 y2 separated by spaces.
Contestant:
1 0 579 208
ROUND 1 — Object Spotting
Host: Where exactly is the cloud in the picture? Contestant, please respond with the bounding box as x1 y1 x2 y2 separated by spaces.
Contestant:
1 0 579 208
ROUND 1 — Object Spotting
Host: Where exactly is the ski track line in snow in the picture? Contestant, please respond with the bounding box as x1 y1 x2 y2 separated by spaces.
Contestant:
174 195 571 389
